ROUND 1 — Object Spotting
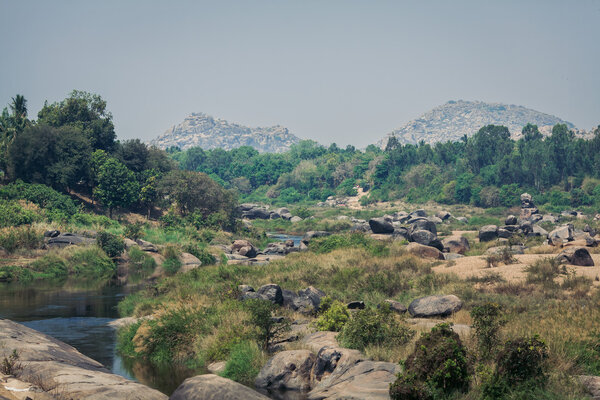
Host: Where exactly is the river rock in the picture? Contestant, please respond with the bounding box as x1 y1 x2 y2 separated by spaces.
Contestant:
136 239 158 252
308 347 400 400
405 242 444 260
479 225 498 242
408 295 463 318
383 299 407 314
255 350 316 392
556 247 594 266
231 240 258 258
290 216 303 223
437 211 451 220
257 284 284 305
0 320 167 400
442 236 470 254
45 233 95 248
170 374 268 400
368 218 394 234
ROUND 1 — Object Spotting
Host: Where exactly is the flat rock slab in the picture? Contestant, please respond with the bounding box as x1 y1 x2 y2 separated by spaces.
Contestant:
0 319 166 400
408 295 463 318
302 331 339 353
170 374 269 400
579 375 600 400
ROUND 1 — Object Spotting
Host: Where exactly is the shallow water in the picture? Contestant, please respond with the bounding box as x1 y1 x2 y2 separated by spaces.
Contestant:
0 282 194 395
267 233 303 247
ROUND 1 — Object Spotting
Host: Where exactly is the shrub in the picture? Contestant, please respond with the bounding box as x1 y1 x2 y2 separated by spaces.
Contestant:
128 246 157 274
0 181 78 218
0 349 22 375
390 323 470 399
220 341 263 385
314 297 349 332
244 299 289 349
183 243 216 265
309 233 387 256
338 306 414 351
67 247 116 279
0 266 34 283
116 321 142 359
0 200 39 227
97 231 125 258
71 213 118 228
470 302 506 360
482 335 549 398
124 222 144 240
525 257 565 285
30 255 68 280
162 258 182 275
0 226 43 254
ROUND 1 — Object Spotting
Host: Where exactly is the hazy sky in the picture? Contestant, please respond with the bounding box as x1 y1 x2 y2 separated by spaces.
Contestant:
1 1 599 147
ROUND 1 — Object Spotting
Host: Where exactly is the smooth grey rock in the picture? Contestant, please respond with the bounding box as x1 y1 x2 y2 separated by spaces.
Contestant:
505 215 518 225
406 242 444 260
136 239 158 252
410 219 437 235
171 374 268 400
549 225 574 245
408 295 463 318
442 236 470 254
479 225 498 242
383 299 407 314
436 211 452 220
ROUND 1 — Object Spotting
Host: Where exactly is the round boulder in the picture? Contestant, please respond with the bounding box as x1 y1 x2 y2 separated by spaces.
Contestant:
406 242 444 260
171 374 269 400
505 215 518 225
442 236 470 255
556 247 594 266
408 295 463 318
257 284 284 305
369 218 395 234
479 225 498 242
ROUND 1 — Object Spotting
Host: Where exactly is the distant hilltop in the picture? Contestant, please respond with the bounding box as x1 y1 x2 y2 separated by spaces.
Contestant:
377 100 580 148
151 113 301 153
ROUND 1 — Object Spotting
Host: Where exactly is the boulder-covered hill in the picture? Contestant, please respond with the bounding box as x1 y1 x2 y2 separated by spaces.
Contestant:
377 100 578 148
151 113 301 153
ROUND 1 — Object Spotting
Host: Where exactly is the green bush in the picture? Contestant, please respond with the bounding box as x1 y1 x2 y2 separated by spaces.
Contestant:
390 323 470 400
97 231 125 258
71 213 118 228
220 341 263 385
470 302 506 360
314 297 349 332
338 306 414 351
525 257 565 286
0 200 39 227
245 299 289 349
162 258 182 275
128 246 157 274
67 246 116 279
183 243 216 265
0 181 78 219
0 226 43 254
30 255 68 280
124 222 144 240
116 321 142 359
0 265 34 283
482 335 549 398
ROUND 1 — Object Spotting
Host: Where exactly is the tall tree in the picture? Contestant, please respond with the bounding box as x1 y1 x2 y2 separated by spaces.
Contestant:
94 158 139 217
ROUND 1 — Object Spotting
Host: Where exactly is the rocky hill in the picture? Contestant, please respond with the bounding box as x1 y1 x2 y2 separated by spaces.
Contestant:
151 113 301 152
377 100 577 148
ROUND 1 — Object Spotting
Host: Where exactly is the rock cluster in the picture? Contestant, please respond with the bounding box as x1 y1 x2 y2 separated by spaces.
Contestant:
240 284 326 314
238 204 301 221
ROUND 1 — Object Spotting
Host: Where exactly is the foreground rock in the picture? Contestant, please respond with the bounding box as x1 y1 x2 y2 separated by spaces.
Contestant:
408 295 463 318
255 350 316 391
0 319 166 400
556 247 595 266
170 374 268 400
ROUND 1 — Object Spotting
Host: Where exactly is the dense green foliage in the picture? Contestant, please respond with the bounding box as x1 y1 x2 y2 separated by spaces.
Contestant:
470 302 506 360
314 297 350 332
390 323 470 400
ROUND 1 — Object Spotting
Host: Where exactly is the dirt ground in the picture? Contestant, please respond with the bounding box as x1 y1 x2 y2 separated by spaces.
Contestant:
433 253 600 286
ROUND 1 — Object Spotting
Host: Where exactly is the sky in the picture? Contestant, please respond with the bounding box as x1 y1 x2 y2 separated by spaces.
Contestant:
1 0 599 147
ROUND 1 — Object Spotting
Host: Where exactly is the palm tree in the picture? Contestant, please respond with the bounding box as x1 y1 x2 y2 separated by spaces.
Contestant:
9 94 27 119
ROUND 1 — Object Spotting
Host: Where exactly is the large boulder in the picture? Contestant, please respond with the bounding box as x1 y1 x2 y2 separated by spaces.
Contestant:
556 247 594 266
479 225 499 242
257 284 284 305
255 350 316 392
45 233 95 248
171 374 269 400
410 229 438 247
505 215 518 225
408 295 463 318
308 347 400 400
0 320 167 400
136 239 158 252
368 218 395 234
405 242 444 260
549 225 574 245
410 219 437 235
442 236 470 255
231 240 258 258
179 252 202 273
